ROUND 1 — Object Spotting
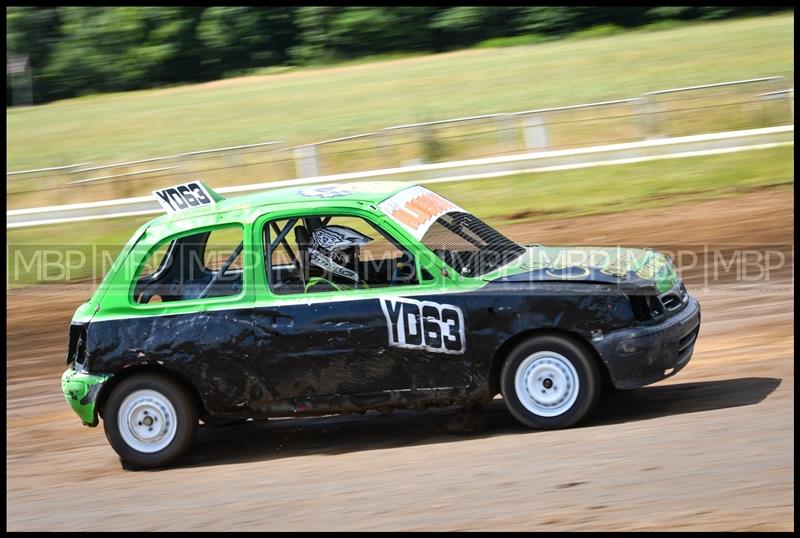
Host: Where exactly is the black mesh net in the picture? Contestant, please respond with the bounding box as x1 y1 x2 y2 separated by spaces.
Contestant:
421 212 525 277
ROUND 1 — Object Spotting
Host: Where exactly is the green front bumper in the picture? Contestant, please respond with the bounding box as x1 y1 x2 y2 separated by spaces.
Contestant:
61 367 110 427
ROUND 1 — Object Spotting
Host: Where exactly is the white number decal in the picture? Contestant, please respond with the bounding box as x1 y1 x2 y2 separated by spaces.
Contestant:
380 297 465 354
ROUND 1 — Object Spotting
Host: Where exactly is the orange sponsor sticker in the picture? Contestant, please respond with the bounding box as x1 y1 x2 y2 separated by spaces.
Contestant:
380 186 464 239
392 193 457 231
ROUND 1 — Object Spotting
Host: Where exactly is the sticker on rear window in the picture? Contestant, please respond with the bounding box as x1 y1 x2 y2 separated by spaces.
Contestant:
378 186 465 240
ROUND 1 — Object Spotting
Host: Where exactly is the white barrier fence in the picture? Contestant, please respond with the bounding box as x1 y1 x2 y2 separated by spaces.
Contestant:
7 76 793 209
7 124 793 229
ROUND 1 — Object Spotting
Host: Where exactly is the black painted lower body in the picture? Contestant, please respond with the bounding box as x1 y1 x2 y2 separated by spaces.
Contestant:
206 386 493 419
593 297 701 390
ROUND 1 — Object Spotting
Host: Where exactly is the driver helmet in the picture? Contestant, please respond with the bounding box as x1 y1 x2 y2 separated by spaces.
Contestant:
308 225 373 282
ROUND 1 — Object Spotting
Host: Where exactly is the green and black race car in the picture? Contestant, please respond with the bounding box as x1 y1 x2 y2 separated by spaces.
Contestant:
62 181 700 468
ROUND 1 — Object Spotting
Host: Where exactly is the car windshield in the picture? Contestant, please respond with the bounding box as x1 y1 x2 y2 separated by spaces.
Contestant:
420 211 526 277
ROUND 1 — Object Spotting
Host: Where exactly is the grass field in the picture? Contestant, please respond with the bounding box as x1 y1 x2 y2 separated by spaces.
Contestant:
7 145 793 285
431 146 794 225
6 13 794 172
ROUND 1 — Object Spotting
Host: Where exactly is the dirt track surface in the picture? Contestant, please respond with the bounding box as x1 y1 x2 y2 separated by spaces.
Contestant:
6 187 794 531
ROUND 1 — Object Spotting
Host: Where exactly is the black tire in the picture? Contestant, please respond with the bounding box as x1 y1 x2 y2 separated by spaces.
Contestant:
500 334 601 429
103 373 198 469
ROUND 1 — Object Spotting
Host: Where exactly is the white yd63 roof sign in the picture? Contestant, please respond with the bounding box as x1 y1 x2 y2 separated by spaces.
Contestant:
153 181 220 213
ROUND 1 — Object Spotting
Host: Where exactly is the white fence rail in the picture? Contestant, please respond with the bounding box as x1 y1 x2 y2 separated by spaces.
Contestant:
7 75 794 215
7 124 793 229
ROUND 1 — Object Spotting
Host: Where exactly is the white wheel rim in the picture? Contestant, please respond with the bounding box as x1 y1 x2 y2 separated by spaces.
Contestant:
514 351 580 417
117 389 178 453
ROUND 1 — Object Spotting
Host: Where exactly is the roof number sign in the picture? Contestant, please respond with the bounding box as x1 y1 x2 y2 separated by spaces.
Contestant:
153 182 218 213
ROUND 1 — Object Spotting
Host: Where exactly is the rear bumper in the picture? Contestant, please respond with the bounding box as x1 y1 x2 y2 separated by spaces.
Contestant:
61 367 110 427
593 296 701 389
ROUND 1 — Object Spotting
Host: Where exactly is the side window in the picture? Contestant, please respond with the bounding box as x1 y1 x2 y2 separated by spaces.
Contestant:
265 214 419 295
204 226 244 272
133 225 244 304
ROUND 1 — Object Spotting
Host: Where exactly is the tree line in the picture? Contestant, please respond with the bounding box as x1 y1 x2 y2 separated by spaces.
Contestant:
6 6 787 105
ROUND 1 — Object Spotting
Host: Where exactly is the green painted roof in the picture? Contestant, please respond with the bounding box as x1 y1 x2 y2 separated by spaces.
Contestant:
148 181 415 226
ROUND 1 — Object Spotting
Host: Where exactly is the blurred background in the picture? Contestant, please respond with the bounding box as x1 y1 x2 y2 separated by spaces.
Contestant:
6 7 794 531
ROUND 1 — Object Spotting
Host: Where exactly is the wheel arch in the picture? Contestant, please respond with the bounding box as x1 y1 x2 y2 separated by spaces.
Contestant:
96 364 208 420
487 328 612 396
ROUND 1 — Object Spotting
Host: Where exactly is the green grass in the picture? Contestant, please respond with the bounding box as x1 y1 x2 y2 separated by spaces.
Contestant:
568 24 626 40
431 145 794 226
6 13 793 172
474 34 549 48
7 145 793 285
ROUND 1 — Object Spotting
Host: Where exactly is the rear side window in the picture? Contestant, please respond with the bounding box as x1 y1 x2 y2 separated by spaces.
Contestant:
204 226 244 272
133 225 244 304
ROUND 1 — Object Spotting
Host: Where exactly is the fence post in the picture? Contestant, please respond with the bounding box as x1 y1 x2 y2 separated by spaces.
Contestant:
172 154 187 183
419 124 445 164
637 96 659 139
223 152 236 183
375 130 394 169
522 114 548 150
495 114 518 154
294 145 319 178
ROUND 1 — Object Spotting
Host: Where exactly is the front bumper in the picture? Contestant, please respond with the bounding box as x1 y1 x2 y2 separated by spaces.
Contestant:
61 367 110 427
593 296 701 389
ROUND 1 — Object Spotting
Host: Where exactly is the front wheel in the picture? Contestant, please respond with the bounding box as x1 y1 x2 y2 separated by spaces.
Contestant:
501 335 601 429
103 373 198 469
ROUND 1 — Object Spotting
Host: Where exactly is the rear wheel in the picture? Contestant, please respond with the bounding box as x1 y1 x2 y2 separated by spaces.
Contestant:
103 373 198 469
501 335 600 429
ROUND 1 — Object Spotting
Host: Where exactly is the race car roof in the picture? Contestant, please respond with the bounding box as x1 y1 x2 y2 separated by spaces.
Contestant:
147 180 417 226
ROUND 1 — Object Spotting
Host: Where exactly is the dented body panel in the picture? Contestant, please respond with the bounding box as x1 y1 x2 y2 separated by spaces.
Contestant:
61 181 701 425
61 367 110 426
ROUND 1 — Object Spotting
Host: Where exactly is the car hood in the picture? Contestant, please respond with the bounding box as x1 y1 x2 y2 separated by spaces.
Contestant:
482 245 680 293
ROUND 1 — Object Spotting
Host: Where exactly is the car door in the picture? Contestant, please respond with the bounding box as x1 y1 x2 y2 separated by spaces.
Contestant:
250 208 472 405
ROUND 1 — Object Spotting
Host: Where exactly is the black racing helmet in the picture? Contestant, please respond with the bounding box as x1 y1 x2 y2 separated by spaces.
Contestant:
307 225 373 282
